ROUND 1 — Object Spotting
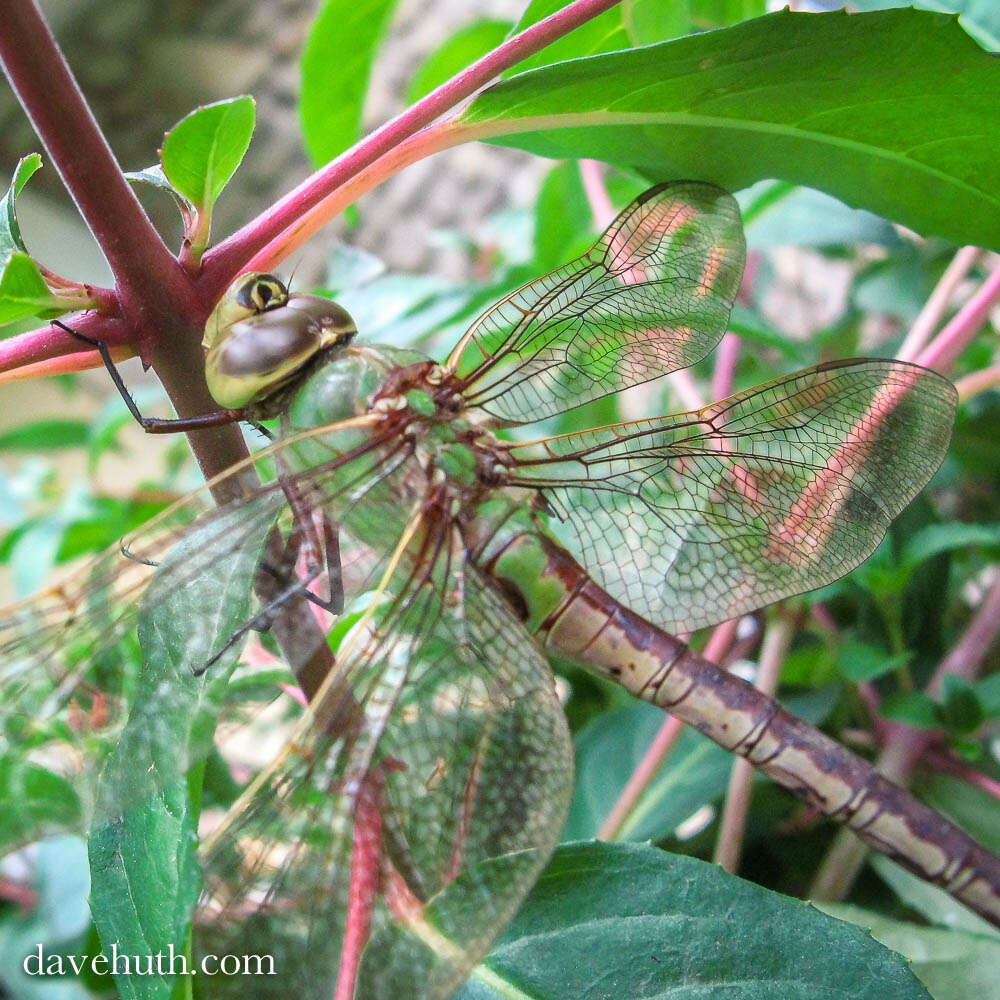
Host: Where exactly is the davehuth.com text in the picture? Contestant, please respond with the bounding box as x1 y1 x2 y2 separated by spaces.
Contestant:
24 943 276 978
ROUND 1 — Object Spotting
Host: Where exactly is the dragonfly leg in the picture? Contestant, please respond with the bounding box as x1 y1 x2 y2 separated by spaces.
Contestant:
53 320 249 434
195 565 328 675
277 472 345 615
120 541 158 567
196 517 345 674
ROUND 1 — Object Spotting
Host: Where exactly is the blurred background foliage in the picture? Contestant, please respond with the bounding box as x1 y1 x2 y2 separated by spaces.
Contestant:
1 1 1000 997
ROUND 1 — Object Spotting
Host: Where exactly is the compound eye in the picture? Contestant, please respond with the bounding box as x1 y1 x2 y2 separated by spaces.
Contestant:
236 274 289 314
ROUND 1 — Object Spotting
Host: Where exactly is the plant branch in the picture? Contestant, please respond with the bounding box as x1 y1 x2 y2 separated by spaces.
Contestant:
714 614 793 872
955 364 1000 402
200 0 624 298
925 747 1000 802
916 258 1000 372
897 245 980 362
0 0 198 351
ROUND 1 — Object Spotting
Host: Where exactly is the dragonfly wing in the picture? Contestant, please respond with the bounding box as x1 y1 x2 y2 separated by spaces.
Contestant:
509 359 957 632
0 419 407 847
451 181 745 424
196 513 572 999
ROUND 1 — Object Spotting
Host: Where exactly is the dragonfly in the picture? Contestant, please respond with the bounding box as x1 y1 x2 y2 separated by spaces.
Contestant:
2 180 997 1000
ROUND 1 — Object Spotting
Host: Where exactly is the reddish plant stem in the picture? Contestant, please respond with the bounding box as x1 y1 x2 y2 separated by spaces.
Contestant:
199 0 624 301
955 364 1000 402
580 159 616 227
597 617 740 841
244 121 467 274
916 259 1000 373
335 770 385 1000
925 747 1000 802
0 0 199 350
710 332 741 401
713 614 794 873
897 245 980 363
0 0 248 496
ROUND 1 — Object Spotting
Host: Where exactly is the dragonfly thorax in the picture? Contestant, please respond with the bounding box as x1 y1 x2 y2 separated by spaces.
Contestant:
285 343 514 502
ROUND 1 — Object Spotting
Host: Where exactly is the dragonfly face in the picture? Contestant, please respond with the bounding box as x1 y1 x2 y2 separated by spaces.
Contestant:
202 272 358 410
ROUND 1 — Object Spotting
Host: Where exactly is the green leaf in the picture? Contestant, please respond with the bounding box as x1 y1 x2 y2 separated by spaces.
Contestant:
818 902 1000 1000
881 690 940 729
300 0 400 166
939 675 985 734
0 419 90 450
460 9 1000 251
125 163 195 215
460 843 931 999
160 96 256 211
625 0 767 42
407 19 513 103
918 773 1000 855
0 758 81 850
974 673 1000 717
839 639 913 682
88 499 275 1000
0 251 62 325
854 248 933 323
901 522 1000 570
742 181 902 248
564 701 732 842
853 0 1000 53
533 161 591 272
0 153 42 260
728 305 812 361
505 0 629 75
870 855 1000 937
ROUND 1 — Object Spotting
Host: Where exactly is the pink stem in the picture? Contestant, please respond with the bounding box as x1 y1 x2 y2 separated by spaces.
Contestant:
335 770 385 1000
897 246 981 363
924 747 1000 802
200 0 625 301
667 369 705 411
0 313 128 375
244 120 465 274
597 617 740 840
916 259 1000 373
711 332 741 401
714 614 793 872
955 364 1000 403
886 571 1000 778
579 159 616 227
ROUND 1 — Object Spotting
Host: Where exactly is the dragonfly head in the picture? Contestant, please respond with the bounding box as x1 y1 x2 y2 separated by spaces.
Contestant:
203 273 357 410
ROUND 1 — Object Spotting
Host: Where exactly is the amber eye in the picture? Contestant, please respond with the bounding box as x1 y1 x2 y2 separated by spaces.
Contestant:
235 274 289 314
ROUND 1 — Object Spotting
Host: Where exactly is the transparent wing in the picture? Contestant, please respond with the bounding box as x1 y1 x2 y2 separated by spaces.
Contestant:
508 360 957 632
450 181 745 424
195 513 572 1000
0 417 408 846
0 411 572 1000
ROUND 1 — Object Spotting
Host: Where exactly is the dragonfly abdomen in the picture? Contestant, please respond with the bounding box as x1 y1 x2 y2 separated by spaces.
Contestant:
482 527 1000 926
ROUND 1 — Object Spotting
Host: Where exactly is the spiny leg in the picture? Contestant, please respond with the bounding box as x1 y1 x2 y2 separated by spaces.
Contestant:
53 319 261 435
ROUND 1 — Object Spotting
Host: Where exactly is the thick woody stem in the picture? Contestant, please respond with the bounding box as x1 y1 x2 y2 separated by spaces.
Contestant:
0 0 198 343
